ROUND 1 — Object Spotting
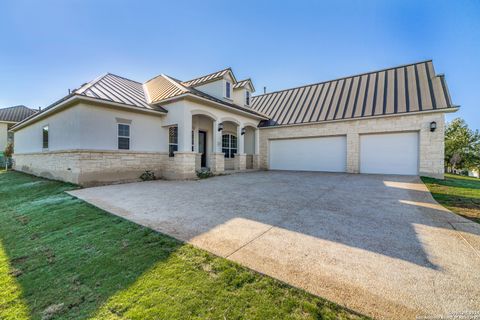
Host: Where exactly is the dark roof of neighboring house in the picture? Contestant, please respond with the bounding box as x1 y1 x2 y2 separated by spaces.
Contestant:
252 60 456 126
0 105 37 122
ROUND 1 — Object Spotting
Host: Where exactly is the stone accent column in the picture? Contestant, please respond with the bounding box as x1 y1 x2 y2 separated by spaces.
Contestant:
208 153 225 173
179 115 193 152
346 133 359 173
237 125 245 154
234 153 247 171
195 153 202 171
252 154 260 169
170 151 196 179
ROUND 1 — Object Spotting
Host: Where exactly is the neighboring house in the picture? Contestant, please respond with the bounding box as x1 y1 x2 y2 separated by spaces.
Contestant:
0 105 37 150
11 60 457 185
469 170 479 178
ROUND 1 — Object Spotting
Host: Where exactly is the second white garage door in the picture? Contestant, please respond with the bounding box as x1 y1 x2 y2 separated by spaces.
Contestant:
360 132 419 175
269 136 346 172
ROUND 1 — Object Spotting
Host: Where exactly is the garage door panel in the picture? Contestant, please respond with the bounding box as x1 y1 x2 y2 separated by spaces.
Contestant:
269 136 346 172
360 132 419 175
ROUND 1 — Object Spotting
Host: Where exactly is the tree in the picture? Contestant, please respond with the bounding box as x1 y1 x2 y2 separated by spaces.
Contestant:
444 118 480 173
3 142 13 170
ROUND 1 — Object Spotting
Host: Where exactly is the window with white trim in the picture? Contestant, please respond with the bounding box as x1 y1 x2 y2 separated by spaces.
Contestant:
118 123 130 150
225 81 231 99
169 126 178 157
245 90 250 106
42 125 49 149
222 133 237 158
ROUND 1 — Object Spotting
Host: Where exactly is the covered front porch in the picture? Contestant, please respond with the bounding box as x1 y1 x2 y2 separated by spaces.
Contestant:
165 108 261 179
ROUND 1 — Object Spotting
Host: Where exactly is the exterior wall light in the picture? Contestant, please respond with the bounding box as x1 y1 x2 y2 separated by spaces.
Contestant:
241 127 246 135
430 121 437 132
218 122 224 132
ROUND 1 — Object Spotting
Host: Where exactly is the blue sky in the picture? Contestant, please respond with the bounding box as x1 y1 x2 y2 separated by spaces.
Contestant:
0 0 479 129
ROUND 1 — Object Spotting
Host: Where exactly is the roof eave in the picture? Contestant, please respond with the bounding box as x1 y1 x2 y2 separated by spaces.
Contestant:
258 107 459 129
11 94 166 132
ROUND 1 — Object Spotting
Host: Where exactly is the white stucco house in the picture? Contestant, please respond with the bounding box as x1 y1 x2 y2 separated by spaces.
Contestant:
11 60 457 185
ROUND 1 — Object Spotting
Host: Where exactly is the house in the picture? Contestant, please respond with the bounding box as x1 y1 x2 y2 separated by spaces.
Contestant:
0 105 37 150
10 60 457 185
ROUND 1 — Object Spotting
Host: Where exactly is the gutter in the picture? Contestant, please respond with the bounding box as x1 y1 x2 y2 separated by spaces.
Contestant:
11 94 167 132
258 107 460 129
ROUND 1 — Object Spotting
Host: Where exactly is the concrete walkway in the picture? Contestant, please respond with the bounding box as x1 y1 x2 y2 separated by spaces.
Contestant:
69 171 480 319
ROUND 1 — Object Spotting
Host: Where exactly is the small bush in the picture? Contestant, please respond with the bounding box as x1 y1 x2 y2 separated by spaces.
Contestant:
140 170 156 181
196 168 214 179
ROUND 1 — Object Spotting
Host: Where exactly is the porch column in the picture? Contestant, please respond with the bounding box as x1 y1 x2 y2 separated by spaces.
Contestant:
253 128 260 169
236 125 246 170
210 120 225 173
237 125 245 154
178 116 192 152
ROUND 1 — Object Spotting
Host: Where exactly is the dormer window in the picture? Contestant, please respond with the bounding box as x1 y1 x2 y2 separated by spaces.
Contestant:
245 91 250 106
225 81 231 99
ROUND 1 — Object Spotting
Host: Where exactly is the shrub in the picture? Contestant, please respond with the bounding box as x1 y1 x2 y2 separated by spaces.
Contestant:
140 170 156 181
196 168 214 179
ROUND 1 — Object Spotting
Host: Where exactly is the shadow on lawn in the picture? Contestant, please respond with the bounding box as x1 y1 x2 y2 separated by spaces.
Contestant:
0 172 181 319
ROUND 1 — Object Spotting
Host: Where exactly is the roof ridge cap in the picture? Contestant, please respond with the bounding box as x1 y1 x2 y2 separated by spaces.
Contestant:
182 67 232 85
162 74 190 93
253 59 434 98
74 73 109 94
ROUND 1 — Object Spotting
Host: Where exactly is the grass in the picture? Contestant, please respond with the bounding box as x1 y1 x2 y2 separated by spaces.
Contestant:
0 171 367 320
421 173 480 224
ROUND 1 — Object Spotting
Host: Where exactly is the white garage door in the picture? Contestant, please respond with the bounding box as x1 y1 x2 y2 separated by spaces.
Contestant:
360 132 419 175
269 136 346 172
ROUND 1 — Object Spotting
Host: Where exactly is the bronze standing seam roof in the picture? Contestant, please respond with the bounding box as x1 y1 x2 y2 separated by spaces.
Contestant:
251 60 455 126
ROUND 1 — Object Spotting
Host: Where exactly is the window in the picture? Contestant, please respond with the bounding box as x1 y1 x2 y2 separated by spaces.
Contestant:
245 91 250 106
118 124 130 150
192 130 195 152
222 134 237 158
42 125 49 149
225 81 231 99
169 126 178 157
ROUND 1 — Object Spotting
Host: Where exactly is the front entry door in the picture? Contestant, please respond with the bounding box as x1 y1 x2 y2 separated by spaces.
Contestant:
199 131 207 167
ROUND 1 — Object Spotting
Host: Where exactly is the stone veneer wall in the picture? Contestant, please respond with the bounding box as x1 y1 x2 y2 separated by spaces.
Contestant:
258 113 445 179
12 150 198 186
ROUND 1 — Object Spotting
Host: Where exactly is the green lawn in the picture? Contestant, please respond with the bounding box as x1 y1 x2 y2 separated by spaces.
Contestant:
421 173 480 223
0 171 367 320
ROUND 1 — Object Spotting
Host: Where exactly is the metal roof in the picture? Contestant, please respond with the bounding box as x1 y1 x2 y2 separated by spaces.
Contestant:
0 105 37 122
181 68 235 87
233 79 255 92
74 73 164 110
143 74 188 103
252 60 455 126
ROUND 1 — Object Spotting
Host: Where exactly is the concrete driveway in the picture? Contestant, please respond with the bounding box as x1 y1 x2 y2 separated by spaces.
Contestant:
69 171 480 319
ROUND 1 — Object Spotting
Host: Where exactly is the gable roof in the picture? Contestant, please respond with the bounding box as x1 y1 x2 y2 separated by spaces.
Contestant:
75 73 164 111
0 105 37 123
143 74 189 103
233 79 255 92
252 60 456 127
181 68 236 87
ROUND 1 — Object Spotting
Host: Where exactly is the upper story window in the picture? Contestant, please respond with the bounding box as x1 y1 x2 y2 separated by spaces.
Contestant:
169 126 178 157
225 81 231 99
222 133 237 158
42 125 49 149
118 124 130 150
245 91 251 106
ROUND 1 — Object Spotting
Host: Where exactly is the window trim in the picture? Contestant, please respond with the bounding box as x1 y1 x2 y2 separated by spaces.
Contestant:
222 133 237 158
117 123 130 150
169 126 178 157
42 125 49 150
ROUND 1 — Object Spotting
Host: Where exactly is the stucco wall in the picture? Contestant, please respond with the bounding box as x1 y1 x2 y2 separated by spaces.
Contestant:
259 112 445 179
14 102 166 154
0 122 8 150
